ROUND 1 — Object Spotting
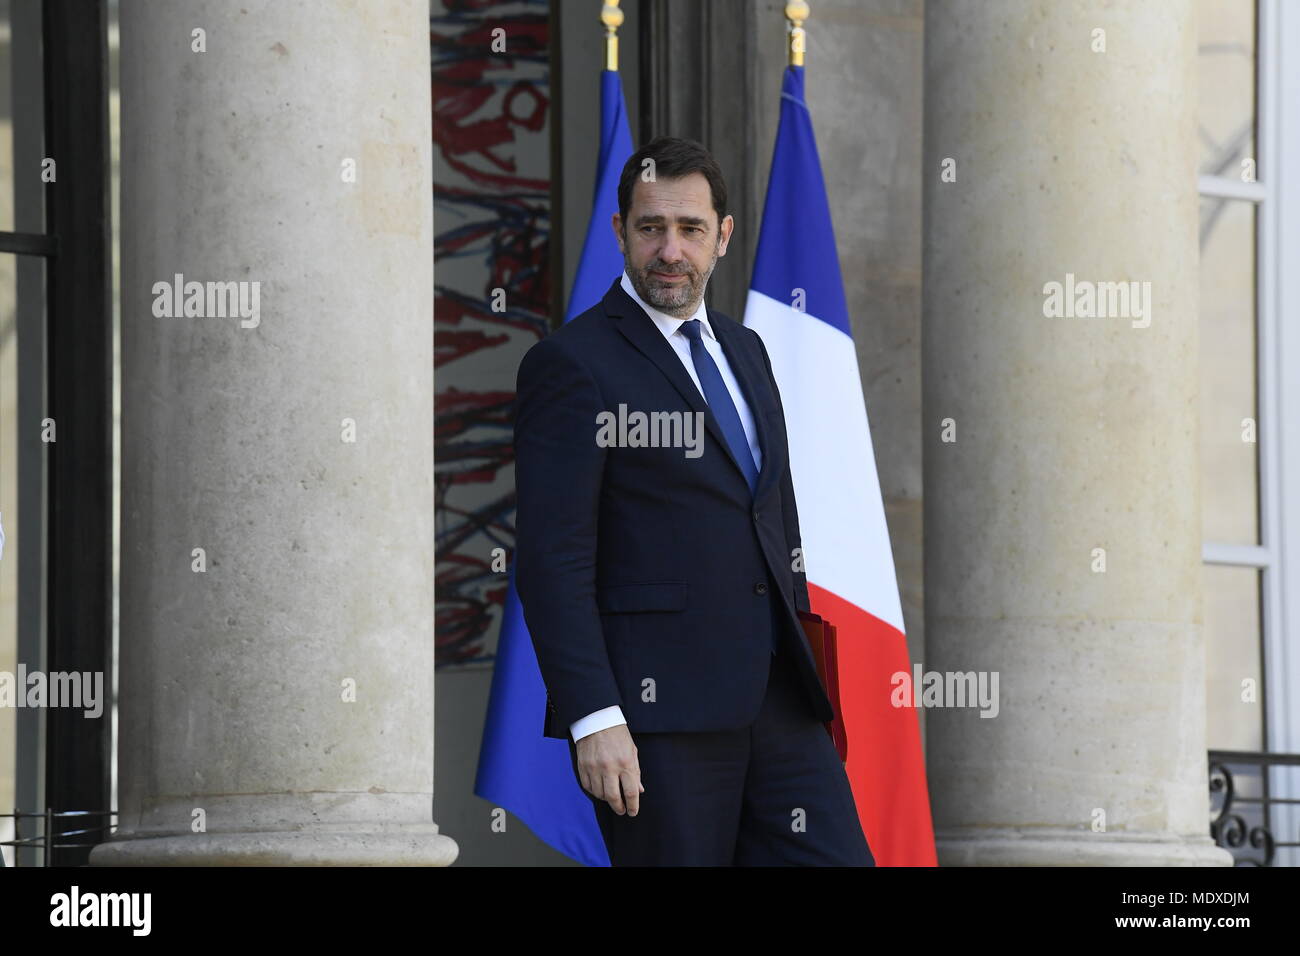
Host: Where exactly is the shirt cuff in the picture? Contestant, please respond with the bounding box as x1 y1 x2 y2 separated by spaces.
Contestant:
570 705 627 742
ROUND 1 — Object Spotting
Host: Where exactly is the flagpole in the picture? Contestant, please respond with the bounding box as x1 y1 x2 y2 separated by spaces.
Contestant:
602 1 623 71
786 0 808 66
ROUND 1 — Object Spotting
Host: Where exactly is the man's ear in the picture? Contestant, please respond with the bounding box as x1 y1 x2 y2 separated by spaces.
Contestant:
717 214 735 256
611 213 625 254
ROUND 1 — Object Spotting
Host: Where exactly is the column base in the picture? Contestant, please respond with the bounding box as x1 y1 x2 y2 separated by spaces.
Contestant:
89 822 459 867
936 827 1233 866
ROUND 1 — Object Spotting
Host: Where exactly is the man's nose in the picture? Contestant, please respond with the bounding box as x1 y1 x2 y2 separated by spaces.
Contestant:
658 231 684 263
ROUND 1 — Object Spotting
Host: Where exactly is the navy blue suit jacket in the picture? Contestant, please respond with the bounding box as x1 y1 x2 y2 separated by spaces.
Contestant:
512 277 833 739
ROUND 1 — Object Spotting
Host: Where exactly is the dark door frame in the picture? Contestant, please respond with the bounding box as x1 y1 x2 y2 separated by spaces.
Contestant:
0 0 112 867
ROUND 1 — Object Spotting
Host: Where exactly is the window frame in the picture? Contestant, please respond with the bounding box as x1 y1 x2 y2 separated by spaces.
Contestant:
1198 0 1300 866
1259 0 1300 865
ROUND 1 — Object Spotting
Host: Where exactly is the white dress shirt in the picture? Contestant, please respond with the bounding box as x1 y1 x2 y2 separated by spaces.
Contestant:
568 271 763 743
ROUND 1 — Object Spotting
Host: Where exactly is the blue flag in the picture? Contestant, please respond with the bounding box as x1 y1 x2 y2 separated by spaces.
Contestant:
473 68 633 867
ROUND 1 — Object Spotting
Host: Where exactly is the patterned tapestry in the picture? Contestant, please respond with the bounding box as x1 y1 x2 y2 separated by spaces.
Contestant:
430 0 551 666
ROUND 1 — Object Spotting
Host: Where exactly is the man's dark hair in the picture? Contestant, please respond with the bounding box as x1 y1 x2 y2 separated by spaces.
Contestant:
617 136 728 234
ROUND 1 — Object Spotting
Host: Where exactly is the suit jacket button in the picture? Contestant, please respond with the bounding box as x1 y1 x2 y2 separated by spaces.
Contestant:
754 582 768 595
753 510 761 521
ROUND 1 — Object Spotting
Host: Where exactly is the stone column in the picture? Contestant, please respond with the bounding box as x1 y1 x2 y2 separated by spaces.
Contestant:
922 0 1228 865
92 0 456 865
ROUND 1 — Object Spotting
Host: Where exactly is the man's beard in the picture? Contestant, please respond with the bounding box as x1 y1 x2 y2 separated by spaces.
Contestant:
625 244 718 317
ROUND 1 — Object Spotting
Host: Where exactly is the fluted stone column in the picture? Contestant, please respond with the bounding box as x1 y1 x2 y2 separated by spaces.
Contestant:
922 0 1228 865
92 0 456 865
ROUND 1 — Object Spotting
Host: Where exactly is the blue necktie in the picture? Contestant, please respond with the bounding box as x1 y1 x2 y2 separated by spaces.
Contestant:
680 319 779 655
679 319 759 495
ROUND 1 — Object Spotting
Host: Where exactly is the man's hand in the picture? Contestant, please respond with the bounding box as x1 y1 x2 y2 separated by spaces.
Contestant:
575 724 643 816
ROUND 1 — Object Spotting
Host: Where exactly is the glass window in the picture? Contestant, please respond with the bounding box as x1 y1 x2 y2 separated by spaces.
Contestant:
1198 197 1258 545
1203 564 1264 751
0 250 15 867
1198 0 1258 180
1197 0 1265 768
1 0 13 233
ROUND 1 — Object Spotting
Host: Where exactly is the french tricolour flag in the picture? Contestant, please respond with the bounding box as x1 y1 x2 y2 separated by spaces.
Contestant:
744 64 937 867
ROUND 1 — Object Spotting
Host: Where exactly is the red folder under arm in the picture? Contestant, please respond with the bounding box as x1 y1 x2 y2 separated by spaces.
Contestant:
798 609 848 763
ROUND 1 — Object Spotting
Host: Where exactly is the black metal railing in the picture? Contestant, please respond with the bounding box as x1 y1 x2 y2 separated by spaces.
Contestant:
1209 750 1300 866
0 809 117 867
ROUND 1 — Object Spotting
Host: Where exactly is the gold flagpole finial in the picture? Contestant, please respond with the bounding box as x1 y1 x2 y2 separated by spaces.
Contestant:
602 1 624 72
785 0 809 66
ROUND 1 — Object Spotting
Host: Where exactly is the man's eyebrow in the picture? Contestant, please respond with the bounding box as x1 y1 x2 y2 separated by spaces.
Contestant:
632 214 710 227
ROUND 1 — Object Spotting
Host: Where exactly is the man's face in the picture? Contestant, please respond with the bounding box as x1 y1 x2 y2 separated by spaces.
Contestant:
613 172 734 318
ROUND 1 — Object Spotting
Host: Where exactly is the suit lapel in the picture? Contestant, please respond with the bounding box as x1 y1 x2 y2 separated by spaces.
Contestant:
603 277 778 501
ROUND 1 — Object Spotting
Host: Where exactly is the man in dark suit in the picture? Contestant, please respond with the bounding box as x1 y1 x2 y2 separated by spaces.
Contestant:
513 136 873 866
